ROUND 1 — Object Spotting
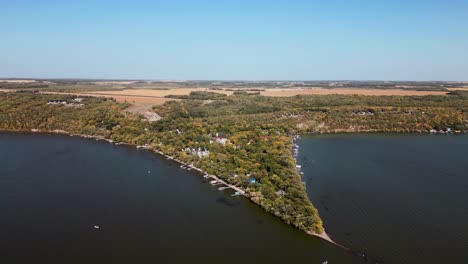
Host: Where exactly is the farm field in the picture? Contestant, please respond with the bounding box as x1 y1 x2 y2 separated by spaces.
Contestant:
82 87 448 100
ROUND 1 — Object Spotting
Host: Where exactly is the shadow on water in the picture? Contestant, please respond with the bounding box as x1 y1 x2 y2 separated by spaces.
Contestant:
215 197 239 207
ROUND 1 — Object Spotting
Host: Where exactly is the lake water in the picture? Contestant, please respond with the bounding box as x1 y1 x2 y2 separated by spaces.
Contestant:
0 133 357 264
298 134 468 263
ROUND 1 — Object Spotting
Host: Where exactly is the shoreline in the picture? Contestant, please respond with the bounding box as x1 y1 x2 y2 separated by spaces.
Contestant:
0 129 395 263
293 134 381 264
292 134 345 248
1 129 343 245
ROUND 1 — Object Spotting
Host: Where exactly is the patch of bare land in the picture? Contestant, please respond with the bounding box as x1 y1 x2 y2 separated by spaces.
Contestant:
125 102 161 122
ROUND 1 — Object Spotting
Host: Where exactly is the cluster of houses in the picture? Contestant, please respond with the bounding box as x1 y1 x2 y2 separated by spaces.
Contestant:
210 133 228 145
47 98 84 107
183 147 210 158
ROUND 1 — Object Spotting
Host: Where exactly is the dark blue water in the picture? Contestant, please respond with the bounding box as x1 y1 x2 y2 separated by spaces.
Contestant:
298 134 468 263
0 133 357 264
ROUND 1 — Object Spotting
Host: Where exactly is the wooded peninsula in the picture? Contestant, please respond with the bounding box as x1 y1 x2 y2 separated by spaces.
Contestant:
1 90 467 235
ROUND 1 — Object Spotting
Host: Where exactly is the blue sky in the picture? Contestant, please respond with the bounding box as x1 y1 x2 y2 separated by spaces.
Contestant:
1 0 468 80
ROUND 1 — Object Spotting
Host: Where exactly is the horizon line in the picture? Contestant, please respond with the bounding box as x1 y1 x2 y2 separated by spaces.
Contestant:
1 77 467 83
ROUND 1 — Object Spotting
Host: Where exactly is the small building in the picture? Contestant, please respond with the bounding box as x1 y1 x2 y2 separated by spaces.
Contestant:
184 147 210 158
197 148 210 158
277 190 286 197
214 136 228 145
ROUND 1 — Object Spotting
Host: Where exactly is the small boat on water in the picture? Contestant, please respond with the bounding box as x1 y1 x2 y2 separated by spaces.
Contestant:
231 191 242 196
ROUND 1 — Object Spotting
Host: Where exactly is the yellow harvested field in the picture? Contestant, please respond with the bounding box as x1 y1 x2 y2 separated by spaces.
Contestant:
86 88 232 97
447 87 468 91
0 79 36 83
86 87 448 97
3 87 450 107
261 88 447 96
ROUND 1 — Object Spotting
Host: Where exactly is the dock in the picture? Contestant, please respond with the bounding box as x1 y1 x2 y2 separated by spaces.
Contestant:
149 148 246 197
203 174 245 195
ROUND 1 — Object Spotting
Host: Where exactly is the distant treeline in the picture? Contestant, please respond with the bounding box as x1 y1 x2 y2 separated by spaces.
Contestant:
0 82 49 89
165 91 228 100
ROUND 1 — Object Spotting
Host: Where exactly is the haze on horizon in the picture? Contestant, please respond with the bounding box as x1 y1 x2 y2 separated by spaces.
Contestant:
2 0 468 81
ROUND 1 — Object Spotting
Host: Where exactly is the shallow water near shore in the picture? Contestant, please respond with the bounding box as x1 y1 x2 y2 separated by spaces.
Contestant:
298 133 468 263
0 133 358 264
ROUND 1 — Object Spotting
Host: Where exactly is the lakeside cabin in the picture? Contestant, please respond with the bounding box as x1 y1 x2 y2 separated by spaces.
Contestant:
183 147 210 158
